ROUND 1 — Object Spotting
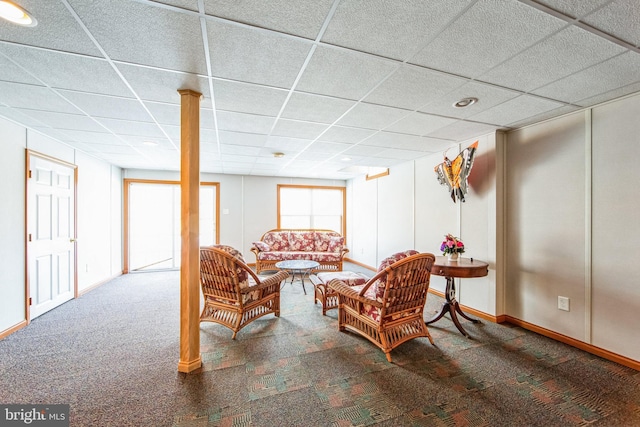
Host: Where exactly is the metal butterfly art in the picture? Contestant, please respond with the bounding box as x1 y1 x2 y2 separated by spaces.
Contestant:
434 141 478 203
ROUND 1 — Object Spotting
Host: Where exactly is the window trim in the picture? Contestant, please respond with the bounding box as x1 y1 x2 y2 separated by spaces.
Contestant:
277 184 346 236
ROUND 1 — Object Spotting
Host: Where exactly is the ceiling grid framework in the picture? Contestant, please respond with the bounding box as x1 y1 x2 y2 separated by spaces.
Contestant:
0 0 638 179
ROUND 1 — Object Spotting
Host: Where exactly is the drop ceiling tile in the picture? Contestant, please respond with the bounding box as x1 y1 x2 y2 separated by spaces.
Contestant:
216 111 275 134
16 109 105 132
0 1 101 56
385 112 457 136
532 52 640 105
204 0 335 39
207 21 313 88
201 141 220 154
58 130 125 145
58 90 153 122
117 64 211 107
0 45 133 97
154 0 198 11
142 102 181 126
271 119 328 140
95 118 165 138
418 81 521 119
281 92 356 124
420 138 460 153
292 151 334 161
468 94 565 126
317 125 376 144
296 45 398 100
0 54 42 85
0 82 80 114
342 144 386 157
212 79 288 116
143 102 215 129
505 105 580 128
532 0 610 18
69 0 207 74
220 144 262 156
264 136 312 151
361 131 433 152
373 148 428 161
321 0 474 61
218 131 267 147
357 156 404 167
582 0 640 46
426 120 501 141
336 103 410 130
364 64 467 110
0 107 48 128
411 0 566 78
577 82 640 108
304 141 352 154
479 26 627 92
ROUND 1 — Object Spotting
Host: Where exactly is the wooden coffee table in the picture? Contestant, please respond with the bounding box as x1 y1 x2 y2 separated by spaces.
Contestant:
275 260 320 295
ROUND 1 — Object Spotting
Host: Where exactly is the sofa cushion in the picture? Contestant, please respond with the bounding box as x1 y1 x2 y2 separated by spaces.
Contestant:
289 231 316 251
314 232 332 251
327 236 344 253
263 231 290 251
252 241 270 252
317 271 368 286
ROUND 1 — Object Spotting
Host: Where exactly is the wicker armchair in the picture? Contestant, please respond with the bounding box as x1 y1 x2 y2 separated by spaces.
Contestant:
199 246 289 339
328 251 436 362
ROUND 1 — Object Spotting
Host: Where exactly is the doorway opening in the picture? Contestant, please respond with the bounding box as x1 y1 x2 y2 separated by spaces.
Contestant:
124 180 219 272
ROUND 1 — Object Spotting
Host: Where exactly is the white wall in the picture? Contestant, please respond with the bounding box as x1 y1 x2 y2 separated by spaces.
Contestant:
123 170 346 259
591 96 640 359
0 118 27 332
0 118 123 335
347 133 503 309
506 92 640 362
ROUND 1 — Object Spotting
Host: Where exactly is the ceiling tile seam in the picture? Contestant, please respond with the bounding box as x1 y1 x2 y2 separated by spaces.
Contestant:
0 48 158 163
60 0 179 155
526 50 635 102
519 0 640 54
266 0 342 175
198 0 223 173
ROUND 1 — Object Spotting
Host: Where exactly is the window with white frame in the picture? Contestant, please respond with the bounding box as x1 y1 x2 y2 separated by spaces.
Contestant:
278 185 345 234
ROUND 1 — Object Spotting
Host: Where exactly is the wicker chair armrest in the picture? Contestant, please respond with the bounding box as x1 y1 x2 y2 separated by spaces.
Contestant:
328 279 382 308
250 247 260 255
340 248 349 257
241 270 289 294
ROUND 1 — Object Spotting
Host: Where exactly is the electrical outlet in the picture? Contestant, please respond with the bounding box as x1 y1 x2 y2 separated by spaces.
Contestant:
558 296 570 311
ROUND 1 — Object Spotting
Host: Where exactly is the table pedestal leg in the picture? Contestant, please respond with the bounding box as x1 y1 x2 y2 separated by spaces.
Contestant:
286 269 308 294
425 276 480 337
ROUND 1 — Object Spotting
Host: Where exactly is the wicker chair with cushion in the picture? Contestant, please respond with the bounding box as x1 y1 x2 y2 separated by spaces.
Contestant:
200 245 289 339
328 250 436 362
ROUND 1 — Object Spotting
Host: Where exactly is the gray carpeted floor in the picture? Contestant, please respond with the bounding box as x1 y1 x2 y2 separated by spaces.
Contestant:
1 265 638 426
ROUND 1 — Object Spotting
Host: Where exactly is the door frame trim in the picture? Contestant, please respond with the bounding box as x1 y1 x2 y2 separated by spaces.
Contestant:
25 149 78 324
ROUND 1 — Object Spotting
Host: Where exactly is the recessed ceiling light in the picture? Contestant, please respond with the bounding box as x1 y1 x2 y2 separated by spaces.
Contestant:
273 152 285 158
143 141 158 146
341 157 351 162
453 97 478 108
0 1 37 26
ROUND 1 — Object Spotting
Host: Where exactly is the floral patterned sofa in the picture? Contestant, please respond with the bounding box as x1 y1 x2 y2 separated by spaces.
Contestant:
251 229 349 274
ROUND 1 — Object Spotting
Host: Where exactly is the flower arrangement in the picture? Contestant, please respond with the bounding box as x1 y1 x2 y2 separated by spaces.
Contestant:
440 234 465 255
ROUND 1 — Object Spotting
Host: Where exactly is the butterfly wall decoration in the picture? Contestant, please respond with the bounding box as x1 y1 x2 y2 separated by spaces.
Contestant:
434 141 478 203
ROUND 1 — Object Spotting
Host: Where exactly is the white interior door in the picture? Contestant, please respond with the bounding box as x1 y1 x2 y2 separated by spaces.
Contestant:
27 153 76 320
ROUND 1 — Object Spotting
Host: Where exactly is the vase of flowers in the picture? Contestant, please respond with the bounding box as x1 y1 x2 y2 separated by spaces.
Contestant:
441 234 464 262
